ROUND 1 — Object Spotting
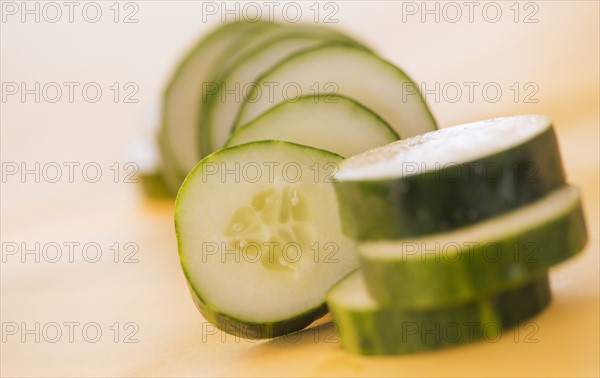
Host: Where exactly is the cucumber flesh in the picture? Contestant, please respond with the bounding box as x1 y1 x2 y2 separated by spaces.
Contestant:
327 270 551 355
225 95 399 157
203 27 360 153
175 141 357 338
161 23 259 180
359 185 587 309
161 22 282 188
336 115 556 181
233 43 437 139
334 115 567 239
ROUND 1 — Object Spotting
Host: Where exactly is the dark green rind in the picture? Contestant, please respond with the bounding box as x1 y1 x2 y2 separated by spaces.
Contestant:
360 188 587 309
334 125 566 240
187 280 328 339
327 271 551 355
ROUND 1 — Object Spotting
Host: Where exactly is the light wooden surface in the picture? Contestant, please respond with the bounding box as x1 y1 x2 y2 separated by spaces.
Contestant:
1 2 598 377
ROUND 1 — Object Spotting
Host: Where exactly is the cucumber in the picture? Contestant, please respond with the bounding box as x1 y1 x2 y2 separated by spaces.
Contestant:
157 135 188 196
160 22 281 190
334 115 567 240
359 185 587 309
175 141 357 338
203 26 361 154
138 170 171 198
232 43 437 139
225 95 399 157
327 270 551 355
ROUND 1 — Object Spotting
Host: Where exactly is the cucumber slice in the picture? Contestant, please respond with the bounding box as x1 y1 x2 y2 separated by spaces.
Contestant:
327 270 551 355
175 141 357 338
160 22 281 190
334 115 567 240
138 169 171 198
359 185 587 309
203 27 360 153
225 95 399 157
156 135 187 196
233 43 437 138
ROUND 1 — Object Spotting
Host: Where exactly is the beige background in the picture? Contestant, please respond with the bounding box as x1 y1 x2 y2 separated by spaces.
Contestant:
1 1 598 376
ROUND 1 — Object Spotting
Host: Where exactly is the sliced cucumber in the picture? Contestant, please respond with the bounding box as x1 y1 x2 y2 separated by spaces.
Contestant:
225 95 398 157
327 270 551 355
160 21 281 190
203 26 361 154
175 141 357 338
232 43 437 139
138 169 171 198
334 115 567 240
359 185 587 309
156 135 187 196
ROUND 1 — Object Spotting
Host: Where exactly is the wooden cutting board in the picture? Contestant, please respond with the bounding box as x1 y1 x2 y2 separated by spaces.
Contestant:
1 2 598 376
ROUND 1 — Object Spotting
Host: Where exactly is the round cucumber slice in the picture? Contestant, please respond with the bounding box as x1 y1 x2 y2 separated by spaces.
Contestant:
359 185 587 309
175 141 358 338
233 43 437 139
160 21 282 191
327 270 551 355
202 26 361 154
225 95 399 157
334 115 567 240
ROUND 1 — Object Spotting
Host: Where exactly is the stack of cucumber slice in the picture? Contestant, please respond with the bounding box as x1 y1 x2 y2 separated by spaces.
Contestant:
328 115 588 355
150 21 435 196
172 22 437 338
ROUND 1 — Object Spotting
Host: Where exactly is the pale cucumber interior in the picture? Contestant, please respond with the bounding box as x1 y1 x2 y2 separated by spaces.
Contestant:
163 22 282 178
225 95 399 157
176 142 357 323
162 23 255 176
336 115 551 181
234 44 436 139
360 185 580 261
205 29 358 153
328 270 377 310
